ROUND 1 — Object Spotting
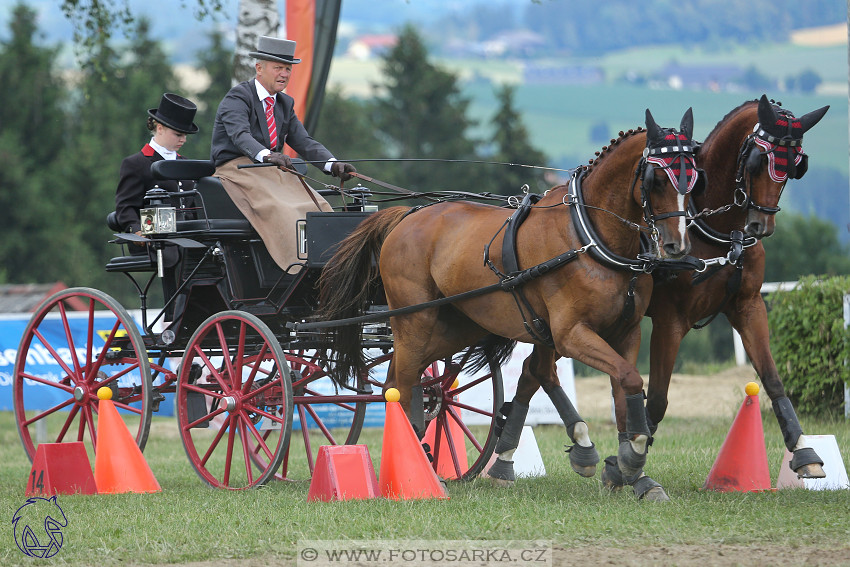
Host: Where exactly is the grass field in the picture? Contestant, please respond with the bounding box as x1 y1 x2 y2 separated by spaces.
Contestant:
1 407 849 566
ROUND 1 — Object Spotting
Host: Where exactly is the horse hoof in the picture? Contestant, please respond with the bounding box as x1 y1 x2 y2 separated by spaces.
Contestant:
795 462 826 479
600 456 625 491
566 443 600 478
571 463 597 478
481 472 515 488
640 486 670 502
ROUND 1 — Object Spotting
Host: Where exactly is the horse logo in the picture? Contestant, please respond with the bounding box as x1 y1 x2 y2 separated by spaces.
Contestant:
12 495 67 558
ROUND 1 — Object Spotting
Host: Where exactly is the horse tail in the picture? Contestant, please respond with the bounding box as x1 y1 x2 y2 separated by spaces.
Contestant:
463 334 517 375
317 206 410 386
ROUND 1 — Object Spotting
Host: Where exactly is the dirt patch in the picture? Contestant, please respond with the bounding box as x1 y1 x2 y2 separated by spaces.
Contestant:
555 544 850 567
574 365 765 421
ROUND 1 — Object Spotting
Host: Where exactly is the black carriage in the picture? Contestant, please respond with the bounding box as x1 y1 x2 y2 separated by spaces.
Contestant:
12 160 503 489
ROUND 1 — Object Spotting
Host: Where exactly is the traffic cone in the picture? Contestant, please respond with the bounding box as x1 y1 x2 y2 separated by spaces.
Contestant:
378 389 448 500
307 445 380 501
703 382 772 492
93 388 161 494
423 410 468 480
26 442 97 496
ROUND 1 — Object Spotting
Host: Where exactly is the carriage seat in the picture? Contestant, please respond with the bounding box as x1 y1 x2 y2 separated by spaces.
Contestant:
150 159 256 234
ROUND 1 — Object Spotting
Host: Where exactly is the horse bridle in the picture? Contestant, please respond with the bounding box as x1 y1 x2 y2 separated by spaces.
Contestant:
634 137 700 250
733 116 808 216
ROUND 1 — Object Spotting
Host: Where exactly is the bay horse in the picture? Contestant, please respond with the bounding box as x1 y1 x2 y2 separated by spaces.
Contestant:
604 95 830 492
318 109 702 500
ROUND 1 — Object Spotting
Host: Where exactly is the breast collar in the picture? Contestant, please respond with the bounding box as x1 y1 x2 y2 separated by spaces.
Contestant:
569 170 662 273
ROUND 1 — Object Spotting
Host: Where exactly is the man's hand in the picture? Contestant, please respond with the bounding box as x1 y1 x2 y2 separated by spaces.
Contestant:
331 161 356 182
264 152 293 170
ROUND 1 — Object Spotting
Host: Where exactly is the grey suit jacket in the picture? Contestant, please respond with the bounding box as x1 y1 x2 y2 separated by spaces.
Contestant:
210 80 334 169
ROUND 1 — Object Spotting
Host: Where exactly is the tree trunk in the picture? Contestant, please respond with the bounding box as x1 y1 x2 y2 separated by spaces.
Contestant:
234 0 280 84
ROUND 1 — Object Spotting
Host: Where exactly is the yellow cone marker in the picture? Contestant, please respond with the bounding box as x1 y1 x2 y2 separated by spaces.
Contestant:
97 387 113 400
745 382 760 396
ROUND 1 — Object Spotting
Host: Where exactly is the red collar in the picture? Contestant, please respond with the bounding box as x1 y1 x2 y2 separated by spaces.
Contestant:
142 143 182 158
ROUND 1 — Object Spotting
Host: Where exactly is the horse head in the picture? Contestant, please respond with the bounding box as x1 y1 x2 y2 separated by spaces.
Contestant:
640 108 702 258
740 94 829 238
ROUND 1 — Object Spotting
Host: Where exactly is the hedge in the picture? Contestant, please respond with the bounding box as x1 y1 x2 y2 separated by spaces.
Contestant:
767 275 850 416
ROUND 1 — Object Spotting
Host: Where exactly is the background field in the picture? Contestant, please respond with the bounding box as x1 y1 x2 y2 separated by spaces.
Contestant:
2 368 849 566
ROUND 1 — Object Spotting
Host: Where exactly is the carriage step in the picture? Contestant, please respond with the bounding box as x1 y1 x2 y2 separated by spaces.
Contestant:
186 391 209 427
150 391 166 413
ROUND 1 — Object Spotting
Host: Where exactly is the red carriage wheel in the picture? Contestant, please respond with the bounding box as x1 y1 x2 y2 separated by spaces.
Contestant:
361 349 503 481
13 287 153 461
418 350 503 480
176 311 293 489
268 350 389 480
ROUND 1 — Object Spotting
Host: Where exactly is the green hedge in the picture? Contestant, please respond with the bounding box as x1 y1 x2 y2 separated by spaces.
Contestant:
767 275 850 416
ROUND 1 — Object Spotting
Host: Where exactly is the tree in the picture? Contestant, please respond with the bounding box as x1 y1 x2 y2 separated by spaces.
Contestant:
0 4 72 285
762 213 850 282
193 29 238 159
487 84 549 195
370 24 480 193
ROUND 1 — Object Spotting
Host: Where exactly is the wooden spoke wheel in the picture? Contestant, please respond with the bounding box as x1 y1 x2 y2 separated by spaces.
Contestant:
267 350 388 481
176 311 293 490
419 350 503 480
13 287 152 461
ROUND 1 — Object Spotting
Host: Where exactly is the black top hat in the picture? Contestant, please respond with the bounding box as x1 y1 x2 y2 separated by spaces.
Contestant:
147 93 199 134
249 36 301 64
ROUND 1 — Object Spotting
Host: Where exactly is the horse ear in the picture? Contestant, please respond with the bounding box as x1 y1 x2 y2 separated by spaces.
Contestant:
798 105 829 134
645 109 663 142
679 107 694 140
756 94 778 129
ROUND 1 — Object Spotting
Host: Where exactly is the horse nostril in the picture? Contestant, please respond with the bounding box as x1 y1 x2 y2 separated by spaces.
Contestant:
663 242 682 256
745 222 762 237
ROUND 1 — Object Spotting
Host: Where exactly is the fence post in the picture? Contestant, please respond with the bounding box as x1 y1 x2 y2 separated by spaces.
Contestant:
844 294 850 419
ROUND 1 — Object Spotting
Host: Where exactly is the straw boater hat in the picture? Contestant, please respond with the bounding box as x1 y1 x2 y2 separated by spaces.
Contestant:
147 93 199 134
249 36 301 64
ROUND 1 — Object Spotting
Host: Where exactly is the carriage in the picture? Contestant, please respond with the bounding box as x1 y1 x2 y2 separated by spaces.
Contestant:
15 99 827 498
12 159 503 490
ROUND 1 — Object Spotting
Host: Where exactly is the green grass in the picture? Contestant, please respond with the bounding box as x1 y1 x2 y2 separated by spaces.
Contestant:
2 409 849 565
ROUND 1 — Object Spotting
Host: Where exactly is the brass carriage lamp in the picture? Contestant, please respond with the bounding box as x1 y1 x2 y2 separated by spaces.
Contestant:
140 187 176 236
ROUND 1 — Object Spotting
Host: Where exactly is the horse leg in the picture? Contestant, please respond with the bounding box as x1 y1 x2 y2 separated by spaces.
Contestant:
486 346 598 486
726 298 825 478
600 327 670 501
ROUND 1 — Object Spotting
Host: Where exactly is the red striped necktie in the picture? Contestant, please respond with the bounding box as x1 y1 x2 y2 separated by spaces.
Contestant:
265 96 278 150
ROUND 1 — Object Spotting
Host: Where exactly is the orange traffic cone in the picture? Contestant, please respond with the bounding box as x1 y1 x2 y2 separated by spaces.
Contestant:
307 445 380 501
423 411 468 480
379 389 448 500
94 387 161 494
704 382 772 492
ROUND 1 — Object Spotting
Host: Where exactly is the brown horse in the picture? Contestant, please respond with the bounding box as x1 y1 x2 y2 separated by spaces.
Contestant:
318 109 701 499
604 95 829 492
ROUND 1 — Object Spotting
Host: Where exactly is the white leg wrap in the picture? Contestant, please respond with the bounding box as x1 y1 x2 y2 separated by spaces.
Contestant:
572 421 592 448
498 448 516 461
630 434 648 455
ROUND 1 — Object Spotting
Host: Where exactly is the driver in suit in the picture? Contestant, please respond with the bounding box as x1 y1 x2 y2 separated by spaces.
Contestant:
210 35 356 271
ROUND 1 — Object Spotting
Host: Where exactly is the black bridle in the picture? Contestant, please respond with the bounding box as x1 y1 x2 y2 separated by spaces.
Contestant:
734 134 783 215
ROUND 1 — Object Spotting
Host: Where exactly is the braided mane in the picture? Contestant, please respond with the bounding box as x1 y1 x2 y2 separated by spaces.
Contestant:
584 127 645 174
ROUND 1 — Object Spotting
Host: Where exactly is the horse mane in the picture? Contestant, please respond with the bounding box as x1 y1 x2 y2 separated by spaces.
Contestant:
702 98 787 147
584 127 645 174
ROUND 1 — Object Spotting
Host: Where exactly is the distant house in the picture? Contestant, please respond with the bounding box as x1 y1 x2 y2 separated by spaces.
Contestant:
0 282 85 313
346 34 398 60
656 62 744 91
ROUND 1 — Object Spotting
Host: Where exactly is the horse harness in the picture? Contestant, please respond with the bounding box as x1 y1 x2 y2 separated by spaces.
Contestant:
486 165 703 347
684 106 808 329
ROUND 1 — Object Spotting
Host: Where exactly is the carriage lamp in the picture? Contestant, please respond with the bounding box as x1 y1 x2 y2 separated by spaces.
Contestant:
140 187 177 236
